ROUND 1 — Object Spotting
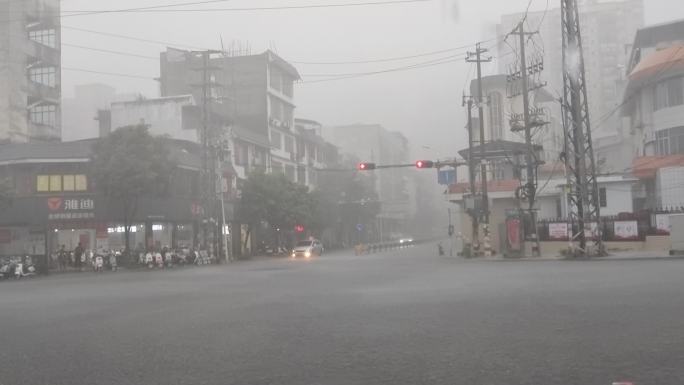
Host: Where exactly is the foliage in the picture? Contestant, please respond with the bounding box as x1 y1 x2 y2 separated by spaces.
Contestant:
309 167 380 240
236 171 314 231
90 125 174 253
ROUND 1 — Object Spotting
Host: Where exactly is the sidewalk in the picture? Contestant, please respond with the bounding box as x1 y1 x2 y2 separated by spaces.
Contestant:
486 250 682 262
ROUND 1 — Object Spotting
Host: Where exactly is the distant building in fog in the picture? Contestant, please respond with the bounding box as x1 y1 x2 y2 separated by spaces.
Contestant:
322 123 416 238
496 0 644 136
0 0 61 142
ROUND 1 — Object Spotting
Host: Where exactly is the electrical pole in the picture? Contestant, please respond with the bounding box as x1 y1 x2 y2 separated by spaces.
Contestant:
561 0 603 257
466 43 492 256
462 95 479 254
191 49 222 258
510 22 542 257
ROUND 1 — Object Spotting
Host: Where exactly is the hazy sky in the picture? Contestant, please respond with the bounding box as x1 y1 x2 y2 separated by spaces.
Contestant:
61 0 680 159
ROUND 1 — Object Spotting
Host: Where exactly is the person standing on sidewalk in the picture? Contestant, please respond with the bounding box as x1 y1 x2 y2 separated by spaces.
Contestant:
74 243 84 271
58 245 67 271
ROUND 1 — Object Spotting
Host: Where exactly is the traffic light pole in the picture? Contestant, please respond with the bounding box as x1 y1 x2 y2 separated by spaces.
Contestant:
462 96 479 254
467 43 492 256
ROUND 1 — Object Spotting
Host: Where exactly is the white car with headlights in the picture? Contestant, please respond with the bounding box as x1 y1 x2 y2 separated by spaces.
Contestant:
291 240 324 259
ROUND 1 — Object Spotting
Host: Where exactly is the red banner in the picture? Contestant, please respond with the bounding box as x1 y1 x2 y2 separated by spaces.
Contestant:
507 219 521 251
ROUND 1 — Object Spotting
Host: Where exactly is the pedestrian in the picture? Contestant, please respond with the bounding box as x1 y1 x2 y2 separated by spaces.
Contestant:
74 242 84 271
58 245 67 271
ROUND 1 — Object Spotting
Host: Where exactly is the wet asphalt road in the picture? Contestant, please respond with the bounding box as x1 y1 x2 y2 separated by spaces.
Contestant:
1 244 684 385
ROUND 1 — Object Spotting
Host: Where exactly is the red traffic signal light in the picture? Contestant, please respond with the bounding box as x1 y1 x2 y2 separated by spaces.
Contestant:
358 162 376 171
415 160 435 169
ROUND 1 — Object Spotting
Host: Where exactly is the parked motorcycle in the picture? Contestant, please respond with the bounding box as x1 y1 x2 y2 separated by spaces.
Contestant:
0 260 12 280
145 252 154 269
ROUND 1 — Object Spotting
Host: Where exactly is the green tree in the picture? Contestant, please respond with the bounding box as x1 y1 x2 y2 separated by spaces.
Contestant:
236 171 314 251
310 165 380 246
90 125 174 258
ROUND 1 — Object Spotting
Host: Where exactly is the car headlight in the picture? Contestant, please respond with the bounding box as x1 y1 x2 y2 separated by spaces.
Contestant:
291 252 296 258
304 250 311 258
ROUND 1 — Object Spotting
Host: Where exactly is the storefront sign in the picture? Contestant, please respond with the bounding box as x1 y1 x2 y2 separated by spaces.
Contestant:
47 197 96 220
654 214 670 235
548 223 569 241
614 220 639 240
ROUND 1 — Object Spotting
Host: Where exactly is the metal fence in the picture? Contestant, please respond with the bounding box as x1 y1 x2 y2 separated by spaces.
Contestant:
537 208 682 242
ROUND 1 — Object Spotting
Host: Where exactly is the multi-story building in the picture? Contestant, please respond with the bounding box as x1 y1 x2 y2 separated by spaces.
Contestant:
496 0 643 136
0 0 61 142
294 118 338 189
620 19 684 210
159 48 303 182
322 124 415 239
0 137 207 267
62 84 138 142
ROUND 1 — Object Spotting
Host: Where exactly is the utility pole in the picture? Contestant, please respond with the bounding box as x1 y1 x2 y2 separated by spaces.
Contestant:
561 0 603 257
466 43 492 256
191 49 222 258
510 22 542 257
462 95 479 254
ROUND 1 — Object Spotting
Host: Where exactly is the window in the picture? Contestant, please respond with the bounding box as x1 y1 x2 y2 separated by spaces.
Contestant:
488 92 503 140
270 97 283 121
284 135 294 153
654 77 684 110
599 187 607 208
36 174 87 192
29 66 56 87
283 78 293 97
29 104 56 126
49 175 61 192
36 175 49 192
75 175 87 191
63 175 75 191
28 29 56 48
283 106 293 126
656 126 684 155
270 130 282 149
668 77 684 107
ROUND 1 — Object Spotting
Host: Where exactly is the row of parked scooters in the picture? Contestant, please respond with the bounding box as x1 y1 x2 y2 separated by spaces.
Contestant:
0 256 37 280
138 248 215 269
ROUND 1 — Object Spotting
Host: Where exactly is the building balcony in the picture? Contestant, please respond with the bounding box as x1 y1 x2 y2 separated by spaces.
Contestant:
28 122 59 141
24 39 60 64
26 81 60 104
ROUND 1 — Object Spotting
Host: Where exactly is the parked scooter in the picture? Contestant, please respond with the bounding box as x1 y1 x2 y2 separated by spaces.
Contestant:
155 252 164 269
94 254 104 272
164 250 173 268
14 256 36 278
0 259 12 280
145 252 154 269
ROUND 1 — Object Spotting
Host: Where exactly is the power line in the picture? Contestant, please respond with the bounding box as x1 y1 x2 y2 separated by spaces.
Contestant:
59 0 433 17
62 66 157 80
60 0 235 18
62 43 159 60
62 25 209 50
290 39 498 65
61 25 500 69
301 53 466 77
299 54 468 84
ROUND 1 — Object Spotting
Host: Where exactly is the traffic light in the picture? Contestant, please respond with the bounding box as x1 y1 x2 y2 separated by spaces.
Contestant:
358 162 376 171
415 160 435 169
